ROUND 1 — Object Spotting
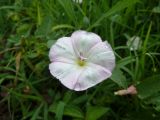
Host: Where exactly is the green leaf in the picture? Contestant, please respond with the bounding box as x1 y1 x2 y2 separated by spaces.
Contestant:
63 91 73 103
57 0 76 25
44 103 48 120
49 103 57 113
72 95 89 105
9 90 42 101
137 75 160 99
49 103 84 119
31 103 44 120
152 6 160 13
64 105 84 119
117 56 135 68
88 0 139 30
140 22 152 72
16 24 31 37
86 106 109 120
110 68 128 88
35 16 53 38
55 101 66 120
52 24 74 31
47 40 56 48
145 95 160 111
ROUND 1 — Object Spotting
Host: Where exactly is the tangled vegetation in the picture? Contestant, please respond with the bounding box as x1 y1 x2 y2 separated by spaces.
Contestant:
0 0 160 119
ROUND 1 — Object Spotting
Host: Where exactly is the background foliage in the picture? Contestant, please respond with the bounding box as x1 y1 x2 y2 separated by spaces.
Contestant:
0 0 160 120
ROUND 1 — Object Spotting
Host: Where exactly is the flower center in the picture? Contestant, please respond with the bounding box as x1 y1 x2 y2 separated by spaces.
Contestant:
77 59 86 66
77 52 87 67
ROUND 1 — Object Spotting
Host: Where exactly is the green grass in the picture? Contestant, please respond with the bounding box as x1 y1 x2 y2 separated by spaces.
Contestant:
0 0 160 120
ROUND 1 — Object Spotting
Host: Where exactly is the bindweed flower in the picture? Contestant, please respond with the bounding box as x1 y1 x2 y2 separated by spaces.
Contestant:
126 36 142 51
114 85 137 96
49 30 115 91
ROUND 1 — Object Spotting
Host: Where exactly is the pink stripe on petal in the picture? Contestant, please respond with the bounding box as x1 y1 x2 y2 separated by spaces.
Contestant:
73 63 112 91
49 37 76 62
49 62 85 90
71 30 102 57
87 42 115 71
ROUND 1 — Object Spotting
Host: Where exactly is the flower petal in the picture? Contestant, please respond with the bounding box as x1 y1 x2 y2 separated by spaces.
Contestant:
49 62 84 90
49 37 76 63
73 63 112 91
87 41 115 71
71 30 102 57
49 62 111 91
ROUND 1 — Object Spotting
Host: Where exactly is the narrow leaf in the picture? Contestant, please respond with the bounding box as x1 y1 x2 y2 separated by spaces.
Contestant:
64 105 84 119
31 103 44 120
88 0 139 30
110 68 127 88
55 101 66 120
86 106 109 120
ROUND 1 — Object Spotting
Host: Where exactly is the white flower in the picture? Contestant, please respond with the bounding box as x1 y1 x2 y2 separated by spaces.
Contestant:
73 0 83 4
127 36 142 51
49 30 115 91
